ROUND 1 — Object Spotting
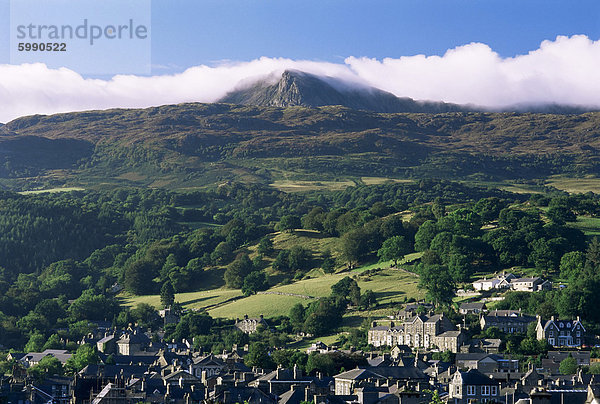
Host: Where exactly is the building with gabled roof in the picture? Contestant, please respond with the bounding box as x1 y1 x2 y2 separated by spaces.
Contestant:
448 369 500 403
235 315 268 334
480 311 535 334
368 313 465 353
536 316 586 348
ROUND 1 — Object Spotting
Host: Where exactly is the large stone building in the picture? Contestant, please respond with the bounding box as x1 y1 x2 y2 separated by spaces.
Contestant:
368 313 465 353
536 316 586 348
235 315 268 334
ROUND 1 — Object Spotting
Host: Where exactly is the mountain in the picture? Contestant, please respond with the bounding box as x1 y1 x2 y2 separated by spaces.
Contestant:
2 102 600 191
220 70 600 115
219 70 473 113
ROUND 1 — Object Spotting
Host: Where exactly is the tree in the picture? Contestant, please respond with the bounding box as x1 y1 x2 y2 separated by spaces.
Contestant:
245 342 274 369
377 236 410 266
211 241 235 265
42 334 62 350
224 254 254 288
242 271 269 296
25 333 46 352
559 354 577 375
160 281 175 308
418 265 455 307
28 356 63 380
589 362 600 374
65 344 98 373
341 229 370 264
123 259 157 295
306 352 336 376
588 237 600 266
272 250 291 272
321 250 336 273
414 221 438 252
257 237 274 256
288 246 310 271
289 303 306 330
279 215 301 232
360 290 376 309
559 251 586 280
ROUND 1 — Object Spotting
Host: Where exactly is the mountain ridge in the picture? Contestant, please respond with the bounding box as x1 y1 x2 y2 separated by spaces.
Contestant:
220 69 600 115
219 70 474 113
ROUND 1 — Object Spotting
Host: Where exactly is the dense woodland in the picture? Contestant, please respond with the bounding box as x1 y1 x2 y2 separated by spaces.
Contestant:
1 177 600 376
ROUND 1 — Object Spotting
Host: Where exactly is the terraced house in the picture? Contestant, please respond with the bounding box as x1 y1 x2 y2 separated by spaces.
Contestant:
368 313 466 353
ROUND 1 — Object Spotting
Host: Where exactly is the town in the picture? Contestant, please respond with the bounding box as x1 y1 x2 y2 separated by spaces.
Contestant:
2 271 600 404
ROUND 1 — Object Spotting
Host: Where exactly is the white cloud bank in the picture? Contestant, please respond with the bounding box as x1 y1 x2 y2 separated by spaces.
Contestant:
1 35 600 122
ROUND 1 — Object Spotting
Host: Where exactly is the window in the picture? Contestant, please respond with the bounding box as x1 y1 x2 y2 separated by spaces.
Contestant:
482 386 491 396
491 386 498 396
467 386 476 396
567 323 571 328
577 331 581 337
549 331 554 337
560 323 564 328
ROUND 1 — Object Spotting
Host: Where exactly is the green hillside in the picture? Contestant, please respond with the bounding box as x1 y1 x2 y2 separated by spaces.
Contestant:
2 103 600 191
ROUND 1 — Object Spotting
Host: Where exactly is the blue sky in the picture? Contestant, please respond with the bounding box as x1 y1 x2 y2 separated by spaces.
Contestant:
2 0 599 74
1 0 600 121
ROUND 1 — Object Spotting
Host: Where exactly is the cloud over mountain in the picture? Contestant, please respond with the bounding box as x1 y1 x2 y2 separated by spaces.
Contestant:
1 35 600 122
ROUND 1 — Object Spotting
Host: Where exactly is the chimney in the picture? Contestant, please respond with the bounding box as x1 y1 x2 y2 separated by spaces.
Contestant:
293 364 302 380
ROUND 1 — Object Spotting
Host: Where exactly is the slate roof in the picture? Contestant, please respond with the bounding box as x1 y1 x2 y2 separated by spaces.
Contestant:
457 369 498 385
22 349 72 365
334 366 428 381
459 302 486 310
79 364 150 378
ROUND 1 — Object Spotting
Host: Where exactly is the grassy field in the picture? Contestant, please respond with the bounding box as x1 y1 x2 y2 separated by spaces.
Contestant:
546 177 600 194
269 180 356 193
123 265 424 319
360 177 413 186
18 187 85 195
569 216 600 236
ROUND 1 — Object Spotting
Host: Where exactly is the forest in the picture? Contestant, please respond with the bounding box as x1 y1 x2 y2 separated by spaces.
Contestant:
1 177 600 370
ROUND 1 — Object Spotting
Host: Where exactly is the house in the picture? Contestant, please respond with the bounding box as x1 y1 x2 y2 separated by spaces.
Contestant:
306 341 332 355
510 277 551 292
116 329 152 355
333 366 428 395
541 351 591 374
458 302 487 315
394 303 433 320
235 315 268 334
28 376 72 404
536 316 586 348
20 349 72 368
456 353 501 374
249 365 320 396
368 314 466 353
96 334 116 354
189 354 226 378
472 272 515 291
480 311 536 333
472 278 500 291
466 338 502 354
448 369 501 403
